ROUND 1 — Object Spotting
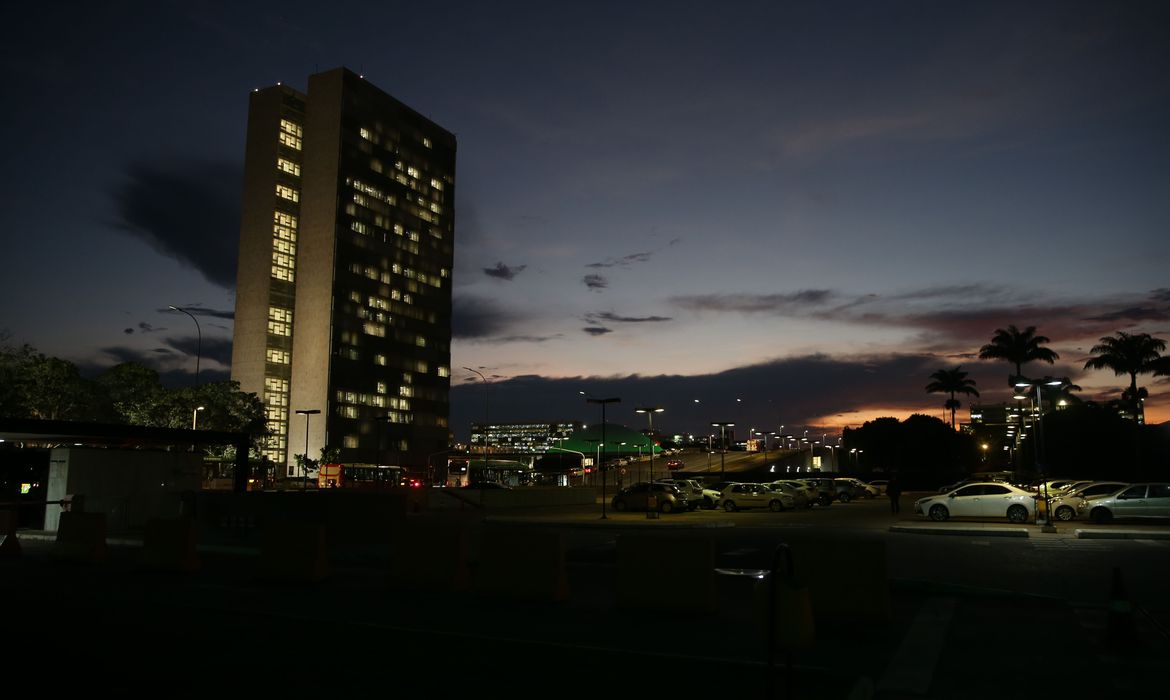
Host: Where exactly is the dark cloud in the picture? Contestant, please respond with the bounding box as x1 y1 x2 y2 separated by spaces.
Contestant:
582 327 612 336
111 158 242 288
452 296 519 339
673 286 1170 348
483 262 527 280
78 344 230 388
447 352 1088 442
586 251 654 269
165 335 233 368
586 312 672 324
159 306 235 320
672 290 836 313
138 322 160 333
123 328 134 334
583 274 608 291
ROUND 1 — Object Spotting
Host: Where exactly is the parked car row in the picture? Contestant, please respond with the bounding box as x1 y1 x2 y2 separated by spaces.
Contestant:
917 479 1170 524
611 475 890 514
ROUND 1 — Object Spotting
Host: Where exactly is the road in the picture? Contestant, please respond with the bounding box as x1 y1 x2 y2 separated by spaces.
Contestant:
6 493 1168 697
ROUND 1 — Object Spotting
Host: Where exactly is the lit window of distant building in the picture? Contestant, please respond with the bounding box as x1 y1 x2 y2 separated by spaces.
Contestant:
276 184 299 202
277 158 301 176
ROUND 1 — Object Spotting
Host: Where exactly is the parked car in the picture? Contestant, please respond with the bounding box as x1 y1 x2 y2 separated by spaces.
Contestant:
1079 483 1170 524
766 482 810 509
717 483 795 512
665 459 685 471
801 478 836 507
832 478 868 503
1047 481 1129 521
611 482 689 513
868 480 889 495
655 478 705 510
913 482 1036 523
775 480 820 504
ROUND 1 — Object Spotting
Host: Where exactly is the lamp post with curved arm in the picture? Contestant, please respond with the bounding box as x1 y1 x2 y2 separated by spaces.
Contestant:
712 422 734 481
584 395 621 520
168 305 202 382
636 406 665 518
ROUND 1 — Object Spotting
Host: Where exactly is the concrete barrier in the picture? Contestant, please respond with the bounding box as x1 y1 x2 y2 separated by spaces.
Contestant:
388 522 470 592
140 517 201 573
256 522 329 582
54 512 109 563
474 527 569 601
616 534 717 612
0 510 20 559
787 539 891 624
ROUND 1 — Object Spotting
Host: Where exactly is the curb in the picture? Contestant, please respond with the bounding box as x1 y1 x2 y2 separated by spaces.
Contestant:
889 525 1029 537
1074 529 1170 540
483 516 736 529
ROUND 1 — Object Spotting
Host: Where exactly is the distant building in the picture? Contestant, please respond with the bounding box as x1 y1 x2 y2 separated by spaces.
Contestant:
470 422 584 454
231 68 456 475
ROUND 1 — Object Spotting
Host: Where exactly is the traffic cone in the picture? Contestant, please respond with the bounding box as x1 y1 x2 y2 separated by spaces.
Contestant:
1106 566 1135 646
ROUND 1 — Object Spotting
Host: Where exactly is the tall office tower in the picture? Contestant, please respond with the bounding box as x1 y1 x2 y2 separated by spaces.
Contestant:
231 68 455 476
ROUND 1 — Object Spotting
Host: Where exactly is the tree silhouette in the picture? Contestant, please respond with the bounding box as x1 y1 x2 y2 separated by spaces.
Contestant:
1083 331 1166 423
978 325 1059 376
925 367 980 429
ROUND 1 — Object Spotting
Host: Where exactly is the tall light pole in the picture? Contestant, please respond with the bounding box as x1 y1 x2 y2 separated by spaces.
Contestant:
711 422 734 482
636 406 664 517
585 395 621 520
168 305 202 382
191 405 205 430
295 409 321 491
463 367 493 484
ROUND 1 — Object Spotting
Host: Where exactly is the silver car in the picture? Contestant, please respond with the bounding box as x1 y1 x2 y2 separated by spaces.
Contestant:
1047 481 1128 522
1079 483 1170 524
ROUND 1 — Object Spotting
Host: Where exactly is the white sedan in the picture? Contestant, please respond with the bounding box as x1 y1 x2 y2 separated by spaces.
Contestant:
914 482 1036 523
717 483 795 512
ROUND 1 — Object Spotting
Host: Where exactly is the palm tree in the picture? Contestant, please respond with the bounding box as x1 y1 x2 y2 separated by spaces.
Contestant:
1083 332 1166 423
978 325 1060 378
925 367 980 429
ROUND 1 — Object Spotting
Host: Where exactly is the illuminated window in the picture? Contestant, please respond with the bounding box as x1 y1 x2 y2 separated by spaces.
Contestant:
351 221 370 235
276 184 299 203
339 406 360 419
360 127 372 141
278 132 302 150
280 119 303 137
430 178 443 191
374 354 387 366
437 366 449 378
273 238 295 255
406 165 420 179
415 360 428 373
274 211 298 229
363 322 386 337
422 137 432 148
399 386 414 398
415 335 426 348
271 265 294 282
272 251 294 269
343 435 359 449
277 158 300 177
267 349 290 364
376 382 387 394
267 307 292 336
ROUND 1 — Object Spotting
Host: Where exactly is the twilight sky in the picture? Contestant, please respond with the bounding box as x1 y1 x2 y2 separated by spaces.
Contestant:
2 1 1168 440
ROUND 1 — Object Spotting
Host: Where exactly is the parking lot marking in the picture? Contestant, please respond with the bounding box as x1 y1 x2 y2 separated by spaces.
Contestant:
876 596 955 695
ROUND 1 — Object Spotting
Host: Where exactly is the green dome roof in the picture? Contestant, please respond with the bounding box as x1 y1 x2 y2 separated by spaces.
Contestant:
554 423 662 455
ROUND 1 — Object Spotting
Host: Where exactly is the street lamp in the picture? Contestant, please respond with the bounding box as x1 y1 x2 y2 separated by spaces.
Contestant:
636 406 665 518
294 409 321 491
464 367 496 484
168 305 202 383
1012 375 1071 527
585 396 621 520
711 422 734 481
191 405 205 430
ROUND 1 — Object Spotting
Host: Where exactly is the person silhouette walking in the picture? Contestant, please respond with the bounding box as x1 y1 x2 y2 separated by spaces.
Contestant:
887 474 902 514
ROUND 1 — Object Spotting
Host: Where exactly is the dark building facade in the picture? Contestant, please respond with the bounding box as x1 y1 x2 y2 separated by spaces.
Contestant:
231 68 455 475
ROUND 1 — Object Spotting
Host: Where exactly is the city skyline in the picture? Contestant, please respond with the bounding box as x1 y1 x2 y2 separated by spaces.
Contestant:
2 2 1168 441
